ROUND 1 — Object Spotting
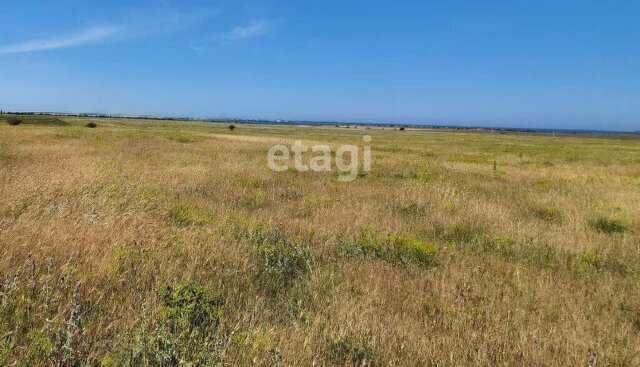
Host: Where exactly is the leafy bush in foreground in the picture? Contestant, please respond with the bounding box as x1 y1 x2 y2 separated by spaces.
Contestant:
111 284 224 367
160 284 224 333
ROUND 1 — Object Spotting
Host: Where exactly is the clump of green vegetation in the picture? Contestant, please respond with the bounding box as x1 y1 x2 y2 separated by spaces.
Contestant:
1 114 68 126
228 124 236 131
574 251 602 275
170 204 212 226
593 215 627 234
0 256 87 366
329 334 380 366
26 330 56 366
111 284 225 366
531 205 563 222
256 242 312 295
388 236 439 267
338 232 385 259
338 232 438 268
86 121 98 128
160 284 224 333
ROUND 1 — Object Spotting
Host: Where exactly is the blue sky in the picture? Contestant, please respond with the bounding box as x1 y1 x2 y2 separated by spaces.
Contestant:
0 1 638 131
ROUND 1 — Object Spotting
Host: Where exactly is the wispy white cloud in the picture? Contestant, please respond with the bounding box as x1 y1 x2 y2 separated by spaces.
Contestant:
0 26 122 55
190 19 274 53
226 20 271 41
0 4 218 56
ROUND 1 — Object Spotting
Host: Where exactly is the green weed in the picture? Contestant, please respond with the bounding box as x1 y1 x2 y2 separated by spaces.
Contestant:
112 284 225 367
329 334 380 366
593 215 627 234
160 284 224 333
338 233 438 268
256 243 312 295
388 236 439 267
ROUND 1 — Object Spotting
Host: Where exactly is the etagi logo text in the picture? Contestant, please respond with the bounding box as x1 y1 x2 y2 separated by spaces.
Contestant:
267 136 372 182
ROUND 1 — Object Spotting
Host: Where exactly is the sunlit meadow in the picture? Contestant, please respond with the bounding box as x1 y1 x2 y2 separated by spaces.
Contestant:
1 115 639 366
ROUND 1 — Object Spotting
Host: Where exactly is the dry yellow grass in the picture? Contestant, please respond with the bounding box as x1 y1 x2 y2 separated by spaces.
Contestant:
0 116 639 366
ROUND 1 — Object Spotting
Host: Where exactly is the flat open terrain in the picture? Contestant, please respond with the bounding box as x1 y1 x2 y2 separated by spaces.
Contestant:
1 116 639 366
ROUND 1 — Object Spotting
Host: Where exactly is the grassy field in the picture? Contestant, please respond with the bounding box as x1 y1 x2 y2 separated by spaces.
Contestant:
1 115 639 366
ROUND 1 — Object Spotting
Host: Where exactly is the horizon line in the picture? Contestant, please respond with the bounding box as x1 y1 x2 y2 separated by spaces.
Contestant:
3 110 639 135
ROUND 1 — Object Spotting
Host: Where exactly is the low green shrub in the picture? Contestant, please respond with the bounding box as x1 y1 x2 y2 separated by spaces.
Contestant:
27 331 55 365
573 251 601 274
160 284 224 333
329 335 379 366
5 116 21 126
388 236 438 267
338 233 438 268
593 215 627 234
112 284 225 367
256 243 312 295
86 121 98 128
337 232 384 258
